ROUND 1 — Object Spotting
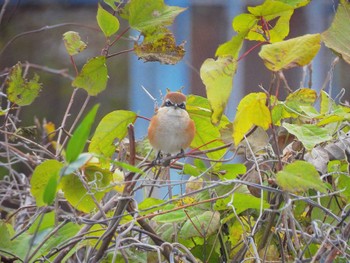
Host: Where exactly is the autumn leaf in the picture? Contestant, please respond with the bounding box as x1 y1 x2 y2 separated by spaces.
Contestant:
62 31 87 56
6 63 42 106
134 27 185 64
322 0 350 64
233 92 271 145
259 34 321 71
200 57 237 124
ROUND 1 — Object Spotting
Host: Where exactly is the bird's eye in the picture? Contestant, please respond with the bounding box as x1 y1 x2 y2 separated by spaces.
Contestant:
178 102 186 109
164 100 172 107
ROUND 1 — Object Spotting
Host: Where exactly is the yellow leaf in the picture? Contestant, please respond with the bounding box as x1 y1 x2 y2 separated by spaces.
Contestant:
233 92 271 145
112 169 125 193
44 121 56 141
259 34 321 71
200 57 237 125
322 0 350 64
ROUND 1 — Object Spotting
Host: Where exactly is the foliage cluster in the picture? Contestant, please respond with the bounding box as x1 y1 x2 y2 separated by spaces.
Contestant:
1 0 350 262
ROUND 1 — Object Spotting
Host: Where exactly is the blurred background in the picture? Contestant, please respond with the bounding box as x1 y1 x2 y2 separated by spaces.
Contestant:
0 0 349 139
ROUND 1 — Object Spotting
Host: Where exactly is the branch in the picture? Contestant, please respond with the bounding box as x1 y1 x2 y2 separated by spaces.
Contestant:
0 23 98 57
0 0 10 26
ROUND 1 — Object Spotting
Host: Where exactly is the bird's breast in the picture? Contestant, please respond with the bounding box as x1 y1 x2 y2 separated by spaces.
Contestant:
148 108 194 155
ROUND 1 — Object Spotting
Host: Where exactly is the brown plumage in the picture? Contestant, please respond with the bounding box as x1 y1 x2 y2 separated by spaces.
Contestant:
148 92 196 155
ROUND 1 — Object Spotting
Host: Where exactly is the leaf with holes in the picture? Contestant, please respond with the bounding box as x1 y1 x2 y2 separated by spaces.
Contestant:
134 27 185 64
7 63 42 106
62 31 87 56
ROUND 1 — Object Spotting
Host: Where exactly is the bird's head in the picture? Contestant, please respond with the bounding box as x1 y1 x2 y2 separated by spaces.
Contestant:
161 92 187 110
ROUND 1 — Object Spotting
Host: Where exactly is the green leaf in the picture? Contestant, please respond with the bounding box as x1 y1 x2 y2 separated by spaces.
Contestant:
28 211 55 234
62 31 87 56
152 205 187 223
36 222 80 260
104 0 118 11
322 0 350 64
6 63 42 106
216 32 246 59
72 56 108 96
59 166 112 213
271 102 297 125
259 34 321 71
124 0 186 32
97 4 120 37
233 92 271 145
277 0 310 8
134 27 185 65
233 0 294 43
186 95 229 164
0 222 31 260
276 160 327 193
43 174 58 205
89 110 137 158
61 153 93 176
200 56 237 124
338 174 350 201
247 0 294 42
112 160 145 174
283 123 332 150
218 164 247 180
180 211 220 239
189 113 226 164
66 104 99 163
214 193 269 213
320 90 336 115
30 160 63 207
138 197 165 215
183 163 201 177
284 88 317 113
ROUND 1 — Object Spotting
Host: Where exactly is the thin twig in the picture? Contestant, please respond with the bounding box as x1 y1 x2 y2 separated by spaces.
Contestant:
0 23 99 57
0 0 10 26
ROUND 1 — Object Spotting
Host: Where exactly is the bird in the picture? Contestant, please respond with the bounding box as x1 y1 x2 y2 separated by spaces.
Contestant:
148 91 196 160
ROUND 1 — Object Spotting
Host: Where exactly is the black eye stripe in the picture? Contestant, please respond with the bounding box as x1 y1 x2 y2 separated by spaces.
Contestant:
163 100 186 109
164 100 173 107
